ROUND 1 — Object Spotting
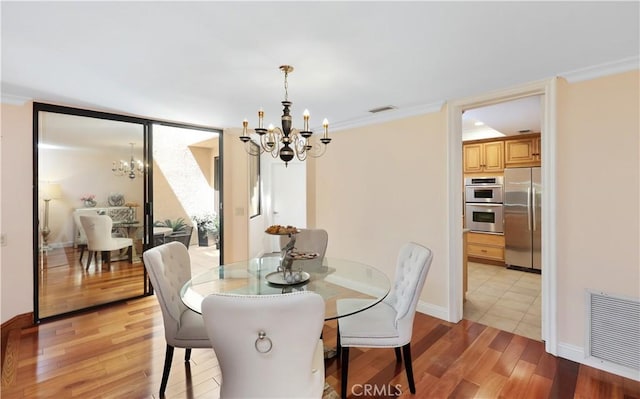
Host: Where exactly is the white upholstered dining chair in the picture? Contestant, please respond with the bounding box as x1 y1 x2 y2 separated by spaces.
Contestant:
201 291 326 399
336 242 433 399
79 215 133 270
279 228 329 259
142 241 211 396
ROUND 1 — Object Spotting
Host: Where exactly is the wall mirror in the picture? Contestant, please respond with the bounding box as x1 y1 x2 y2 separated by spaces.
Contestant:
35 103 150 321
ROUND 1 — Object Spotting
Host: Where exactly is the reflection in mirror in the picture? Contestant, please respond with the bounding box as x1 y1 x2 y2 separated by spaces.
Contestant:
36 107 147 320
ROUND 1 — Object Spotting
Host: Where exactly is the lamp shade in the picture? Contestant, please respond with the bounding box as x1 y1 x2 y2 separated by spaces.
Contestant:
41 182 62 200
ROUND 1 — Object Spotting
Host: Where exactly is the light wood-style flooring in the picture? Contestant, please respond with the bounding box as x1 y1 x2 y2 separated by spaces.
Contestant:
2 295 638 398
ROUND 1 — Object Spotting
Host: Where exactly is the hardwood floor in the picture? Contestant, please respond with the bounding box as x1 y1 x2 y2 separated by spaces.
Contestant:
37 245 219 319
2 296 638 398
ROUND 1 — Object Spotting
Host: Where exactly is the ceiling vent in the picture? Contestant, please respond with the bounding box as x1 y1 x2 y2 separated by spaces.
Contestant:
368 105 397 114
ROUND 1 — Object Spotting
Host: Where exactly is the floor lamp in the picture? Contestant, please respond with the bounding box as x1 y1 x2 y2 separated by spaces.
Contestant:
41 182 62 251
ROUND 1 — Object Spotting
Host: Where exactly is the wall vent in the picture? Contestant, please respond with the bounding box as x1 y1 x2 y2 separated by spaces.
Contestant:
368 105 397 114
587 290 640 372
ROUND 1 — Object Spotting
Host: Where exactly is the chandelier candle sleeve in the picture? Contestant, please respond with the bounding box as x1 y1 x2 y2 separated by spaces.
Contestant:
303 109 310 131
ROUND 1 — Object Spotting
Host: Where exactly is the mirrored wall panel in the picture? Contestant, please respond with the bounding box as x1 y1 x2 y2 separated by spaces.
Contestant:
36 106 148 319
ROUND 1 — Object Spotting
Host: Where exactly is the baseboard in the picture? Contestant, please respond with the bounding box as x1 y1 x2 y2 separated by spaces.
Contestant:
416 300 449 322
557 342 640 382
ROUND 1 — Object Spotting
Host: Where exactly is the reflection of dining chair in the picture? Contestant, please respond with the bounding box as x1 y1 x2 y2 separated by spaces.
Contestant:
336 242 433 399
164 225 193 248
279 228 329 259
142 242 211 396
202 292 326 399
79 215 133 271
72 212 89 264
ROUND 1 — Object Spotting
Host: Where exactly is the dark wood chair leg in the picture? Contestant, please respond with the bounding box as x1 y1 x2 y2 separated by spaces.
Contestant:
85 251 93 271
402 343 416 393
160 344 175 396
103 250 110 269
184 348 192 361
128 245 133 263
341 347 349 399
395 347 402 362
79 245 86 264
336 324 341 361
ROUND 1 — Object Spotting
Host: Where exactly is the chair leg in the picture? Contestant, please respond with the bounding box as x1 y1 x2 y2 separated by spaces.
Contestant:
128 245 133 263
160 344 175 396
103 250 111 269
79 245 86 264
402 343 416 394
341 347 349 399
336 324 341 360
85 251 93 271
395 347 402 362
184 348 192 361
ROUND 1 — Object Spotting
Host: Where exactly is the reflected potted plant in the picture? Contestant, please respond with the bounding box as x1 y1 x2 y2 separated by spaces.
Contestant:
192 213 219 247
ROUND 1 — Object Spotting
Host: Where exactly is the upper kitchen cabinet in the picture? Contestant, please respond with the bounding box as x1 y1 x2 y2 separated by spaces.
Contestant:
463 141 504 173
504 133 541 167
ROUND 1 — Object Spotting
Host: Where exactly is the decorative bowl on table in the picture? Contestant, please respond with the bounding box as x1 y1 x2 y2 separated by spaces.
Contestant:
264 224 300 235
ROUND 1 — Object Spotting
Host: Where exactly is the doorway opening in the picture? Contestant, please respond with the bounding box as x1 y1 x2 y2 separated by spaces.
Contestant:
461 96 543 341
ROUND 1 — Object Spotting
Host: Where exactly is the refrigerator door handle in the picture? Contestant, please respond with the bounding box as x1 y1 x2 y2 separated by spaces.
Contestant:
532 187 536 232
527 186 532 231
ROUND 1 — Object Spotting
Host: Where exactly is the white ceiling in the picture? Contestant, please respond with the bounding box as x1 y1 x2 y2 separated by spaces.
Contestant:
2 2 638 134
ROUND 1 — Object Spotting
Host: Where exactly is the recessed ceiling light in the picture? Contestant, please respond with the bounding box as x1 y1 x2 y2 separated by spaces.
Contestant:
474 121 484 126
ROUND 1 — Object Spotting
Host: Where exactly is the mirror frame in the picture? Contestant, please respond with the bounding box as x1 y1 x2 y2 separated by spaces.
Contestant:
33 102 153 322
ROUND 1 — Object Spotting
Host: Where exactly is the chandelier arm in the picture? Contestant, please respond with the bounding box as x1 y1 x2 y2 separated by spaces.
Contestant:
305 141 329 158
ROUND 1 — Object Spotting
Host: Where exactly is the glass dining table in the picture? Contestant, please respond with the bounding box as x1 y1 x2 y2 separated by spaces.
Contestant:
180 256 391 321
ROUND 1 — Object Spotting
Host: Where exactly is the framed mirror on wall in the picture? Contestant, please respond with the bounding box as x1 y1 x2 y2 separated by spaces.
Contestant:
34 103 151 321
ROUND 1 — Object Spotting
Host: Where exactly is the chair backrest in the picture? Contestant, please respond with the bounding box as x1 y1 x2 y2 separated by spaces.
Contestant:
73 212 88 244
79 215 115 251
142 241 194 344
279 228 329 259
202 292 325 399
384 242 433 329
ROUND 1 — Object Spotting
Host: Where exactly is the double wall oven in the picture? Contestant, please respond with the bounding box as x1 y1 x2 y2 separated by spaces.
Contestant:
465 176 504 233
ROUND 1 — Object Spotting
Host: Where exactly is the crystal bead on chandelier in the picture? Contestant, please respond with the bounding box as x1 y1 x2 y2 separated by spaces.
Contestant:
239 65 331 166
112 142 144 179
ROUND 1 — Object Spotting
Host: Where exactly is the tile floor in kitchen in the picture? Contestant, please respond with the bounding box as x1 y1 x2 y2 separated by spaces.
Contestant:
464 261 542 341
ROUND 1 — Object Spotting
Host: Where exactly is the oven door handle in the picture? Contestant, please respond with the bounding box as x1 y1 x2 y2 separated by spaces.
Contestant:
466 203 501 208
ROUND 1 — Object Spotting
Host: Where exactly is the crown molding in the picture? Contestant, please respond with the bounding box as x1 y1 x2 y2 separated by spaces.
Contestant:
1 93 32 106
560 56 639 83
329 100 445 132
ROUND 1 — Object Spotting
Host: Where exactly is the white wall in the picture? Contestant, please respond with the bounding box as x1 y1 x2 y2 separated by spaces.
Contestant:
311 111 450 317
1 102 34 323
555 71 639 360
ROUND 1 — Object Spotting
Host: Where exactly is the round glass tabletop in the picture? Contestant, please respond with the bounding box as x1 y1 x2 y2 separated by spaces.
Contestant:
181 256 391 320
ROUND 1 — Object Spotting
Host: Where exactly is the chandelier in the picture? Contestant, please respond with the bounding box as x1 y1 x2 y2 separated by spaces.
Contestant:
239 65 331 166
112 143 144 179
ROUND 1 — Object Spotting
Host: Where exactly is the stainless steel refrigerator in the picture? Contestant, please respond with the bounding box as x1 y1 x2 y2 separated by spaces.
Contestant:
504 167 541 272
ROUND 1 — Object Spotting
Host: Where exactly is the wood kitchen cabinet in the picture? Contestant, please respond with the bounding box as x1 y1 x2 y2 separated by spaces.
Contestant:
463 141 504 173
504 134 541 167
467 232 505 263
